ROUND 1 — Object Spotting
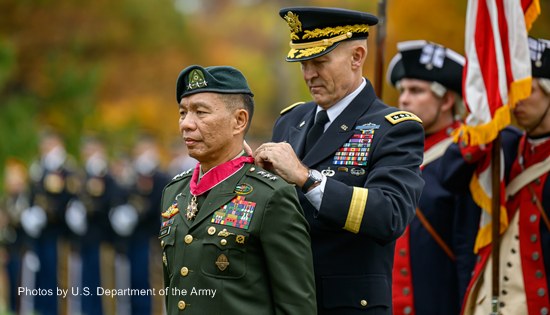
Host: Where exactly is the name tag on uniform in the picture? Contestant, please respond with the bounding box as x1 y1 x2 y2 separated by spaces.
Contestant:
159 226 171 239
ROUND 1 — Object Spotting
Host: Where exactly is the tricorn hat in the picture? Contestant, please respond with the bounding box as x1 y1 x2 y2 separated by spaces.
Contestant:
528 36 550 79
387 40 465 95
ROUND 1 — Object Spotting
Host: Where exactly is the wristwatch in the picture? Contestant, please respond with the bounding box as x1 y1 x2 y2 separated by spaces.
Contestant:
301 169 323 193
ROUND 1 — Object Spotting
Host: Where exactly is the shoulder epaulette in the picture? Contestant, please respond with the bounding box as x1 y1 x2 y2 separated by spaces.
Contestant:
385 111 423 125
171 168 193 181
280 101 305 115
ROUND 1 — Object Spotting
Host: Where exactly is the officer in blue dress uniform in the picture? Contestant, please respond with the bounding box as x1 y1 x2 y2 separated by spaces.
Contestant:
24 131 79 315
0 159 31 313
255 7 425 315
65 136 123 315
386 40 480 315
110 135 170 315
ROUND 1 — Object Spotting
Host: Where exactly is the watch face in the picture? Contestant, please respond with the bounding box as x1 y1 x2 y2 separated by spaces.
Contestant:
310 169 323 182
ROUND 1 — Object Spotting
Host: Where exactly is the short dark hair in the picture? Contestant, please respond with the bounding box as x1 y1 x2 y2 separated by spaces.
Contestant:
218 93 254 134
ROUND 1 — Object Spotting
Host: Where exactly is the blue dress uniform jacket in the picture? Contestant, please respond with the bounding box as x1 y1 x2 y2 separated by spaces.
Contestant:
272 80 425 315
392 125 480 315
160 163 317 315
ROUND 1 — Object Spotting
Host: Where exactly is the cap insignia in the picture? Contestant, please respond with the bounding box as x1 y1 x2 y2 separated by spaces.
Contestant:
187 69 208 90
420 44 445 70
284 11 302 40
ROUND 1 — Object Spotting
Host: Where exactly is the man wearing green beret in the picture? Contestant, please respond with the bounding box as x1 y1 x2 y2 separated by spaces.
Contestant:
160 65 317 315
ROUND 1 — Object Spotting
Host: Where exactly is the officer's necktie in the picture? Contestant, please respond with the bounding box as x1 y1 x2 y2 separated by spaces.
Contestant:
305 110 329 152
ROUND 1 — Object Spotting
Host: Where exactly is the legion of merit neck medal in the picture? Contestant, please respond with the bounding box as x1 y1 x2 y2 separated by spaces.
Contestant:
186 195 198 220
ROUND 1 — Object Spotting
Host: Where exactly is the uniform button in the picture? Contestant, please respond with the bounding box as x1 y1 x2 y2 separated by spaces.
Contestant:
403 287 410 295
503 276 509 282
220 239 227 246
530 214 538 222
178 300 186 310
541 307 549 315
532 252 540 261
249 167 256 172
538 288 546 297
506 262 513 268
180 267 189 277
500 301 505 308
399 248 407 256
532 196 538 204
184 235 193 244
464 153 472 162
502 289 507 295
360 300 367 307
404 306 412 314
161 240 165 247
536 270 543 278
531 234 538 242
207 226 216 235
400 268 408 276
511 248 517 254
535 178 541 185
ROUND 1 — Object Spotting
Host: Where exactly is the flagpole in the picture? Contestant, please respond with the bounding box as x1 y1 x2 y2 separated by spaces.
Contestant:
490 134 502 315
374 0 387 98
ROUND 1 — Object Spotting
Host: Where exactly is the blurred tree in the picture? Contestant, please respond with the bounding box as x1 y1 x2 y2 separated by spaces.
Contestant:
0 0 548 190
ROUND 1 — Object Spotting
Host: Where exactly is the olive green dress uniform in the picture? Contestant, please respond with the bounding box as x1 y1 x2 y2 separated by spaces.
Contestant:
160 163 317 315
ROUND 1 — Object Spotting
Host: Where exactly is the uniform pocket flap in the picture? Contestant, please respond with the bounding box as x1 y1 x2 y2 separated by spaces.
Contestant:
322 274 390 310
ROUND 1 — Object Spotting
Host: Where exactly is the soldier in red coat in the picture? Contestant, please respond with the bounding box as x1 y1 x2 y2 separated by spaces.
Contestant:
442 36 550 315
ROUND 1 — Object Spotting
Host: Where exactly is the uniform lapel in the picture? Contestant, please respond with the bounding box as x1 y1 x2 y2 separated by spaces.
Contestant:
190 165 248 228
287 109 316 159
302 83 375 167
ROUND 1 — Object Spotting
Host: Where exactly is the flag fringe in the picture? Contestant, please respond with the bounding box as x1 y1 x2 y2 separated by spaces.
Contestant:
454 76 532 147
524 0 541 31
469 172 509 253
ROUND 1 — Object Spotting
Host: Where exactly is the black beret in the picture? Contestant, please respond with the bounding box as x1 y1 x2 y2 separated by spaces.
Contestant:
176 65 253 104
528 37 550 79
279 7 378 62
387 40 465 95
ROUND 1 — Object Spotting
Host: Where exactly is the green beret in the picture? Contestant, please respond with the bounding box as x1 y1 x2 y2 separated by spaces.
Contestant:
176 65 254 104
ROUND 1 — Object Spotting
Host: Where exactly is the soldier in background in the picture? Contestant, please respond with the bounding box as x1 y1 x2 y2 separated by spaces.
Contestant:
387 40 480 315
167 139 197 177
64 136 123 315
23 131 79 315
110 135 170 315
0 159 31 313
442 36 550 315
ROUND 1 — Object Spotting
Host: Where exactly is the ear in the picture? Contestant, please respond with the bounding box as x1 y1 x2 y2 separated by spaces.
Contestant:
233 108 249 135
440 91 456 113
350 44 367 70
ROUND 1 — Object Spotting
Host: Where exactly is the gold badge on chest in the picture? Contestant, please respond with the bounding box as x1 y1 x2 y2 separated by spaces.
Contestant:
215 254 230 271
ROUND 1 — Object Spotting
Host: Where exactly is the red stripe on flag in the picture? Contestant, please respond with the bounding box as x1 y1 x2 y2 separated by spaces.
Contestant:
496 0 514 92
474 0 503 117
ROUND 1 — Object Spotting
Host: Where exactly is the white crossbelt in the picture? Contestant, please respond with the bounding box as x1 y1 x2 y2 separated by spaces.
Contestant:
505 155 550 199
421 137 454 167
